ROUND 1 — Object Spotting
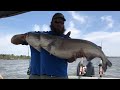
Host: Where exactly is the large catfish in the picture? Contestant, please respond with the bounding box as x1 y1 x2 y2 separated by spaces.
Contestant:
25 32 112 72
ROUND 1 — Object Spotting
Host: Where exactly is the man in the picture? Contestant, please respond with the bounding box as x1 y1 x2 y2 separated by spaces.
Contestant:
11 13 84 79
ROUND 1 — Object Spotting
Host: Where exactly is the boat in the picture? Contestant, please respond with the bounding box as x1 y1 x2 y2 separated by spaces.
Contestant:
68 76 120 79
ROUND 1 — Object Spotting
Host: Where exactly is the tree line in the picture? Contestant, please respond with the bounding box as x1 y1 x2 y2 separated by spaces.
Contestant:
0 54 31 60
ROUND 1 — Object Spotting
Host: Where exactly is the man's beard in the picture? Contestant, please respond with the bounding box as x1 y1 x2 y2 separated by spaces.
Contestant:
50 25 65 35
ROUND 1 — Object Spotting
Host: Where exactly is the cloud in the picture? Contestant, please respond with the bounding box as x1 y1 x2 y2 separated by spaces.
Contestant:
41 24 50 31
83 31 120 56
65 12 120 56
84 31 120 42
33 24 40 31
101 16 114 30
0 34 29 56
65 13 120 57
0 24 50 56
67 11 93 35
33 24 50 32
68 11 88 24
65 21 81 39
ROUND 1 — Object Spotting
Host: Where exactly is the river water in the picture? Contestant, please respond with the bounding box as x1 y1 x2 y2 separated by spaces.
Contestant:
0 57 120 79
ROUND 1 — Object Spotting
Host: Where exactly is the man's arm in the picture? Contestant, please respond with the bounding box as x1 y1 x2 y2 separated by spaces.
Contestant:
11 33 28 45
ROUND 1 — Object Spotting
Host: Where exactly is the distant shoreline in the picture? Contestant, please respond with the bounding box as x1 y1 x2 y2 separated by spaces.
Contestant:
0 54 30 60
107 56 120 58
1 57 119 60
0 54 119 60
0 58 30 60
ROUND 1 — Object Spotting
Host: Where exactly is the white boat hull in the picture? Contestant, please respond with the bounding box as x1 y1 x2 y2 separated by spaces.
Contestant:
68 76 120 79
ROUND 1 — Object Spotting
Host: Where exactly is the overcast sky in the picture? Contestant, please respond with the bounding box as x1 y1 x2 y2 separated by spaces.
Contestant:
0 11 120 57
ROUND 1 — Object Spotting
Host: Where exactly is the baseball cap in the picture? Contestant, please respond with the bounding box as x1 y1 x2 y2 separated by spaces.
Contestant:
52 13 66 21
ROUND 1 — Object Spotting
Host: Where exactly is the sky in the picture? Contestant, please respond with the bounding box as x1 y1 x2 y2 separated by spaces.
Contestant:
0 11 120 57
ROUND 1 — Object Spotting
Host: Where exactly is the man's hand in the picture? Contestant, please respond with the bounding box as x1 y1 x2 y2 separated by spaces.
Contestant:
11 34 27 45
67 49 86 63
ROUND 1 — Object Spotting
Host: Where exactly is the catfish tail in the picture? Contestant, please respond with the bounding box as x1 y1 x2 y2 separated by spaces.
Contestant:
102 58 112 72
